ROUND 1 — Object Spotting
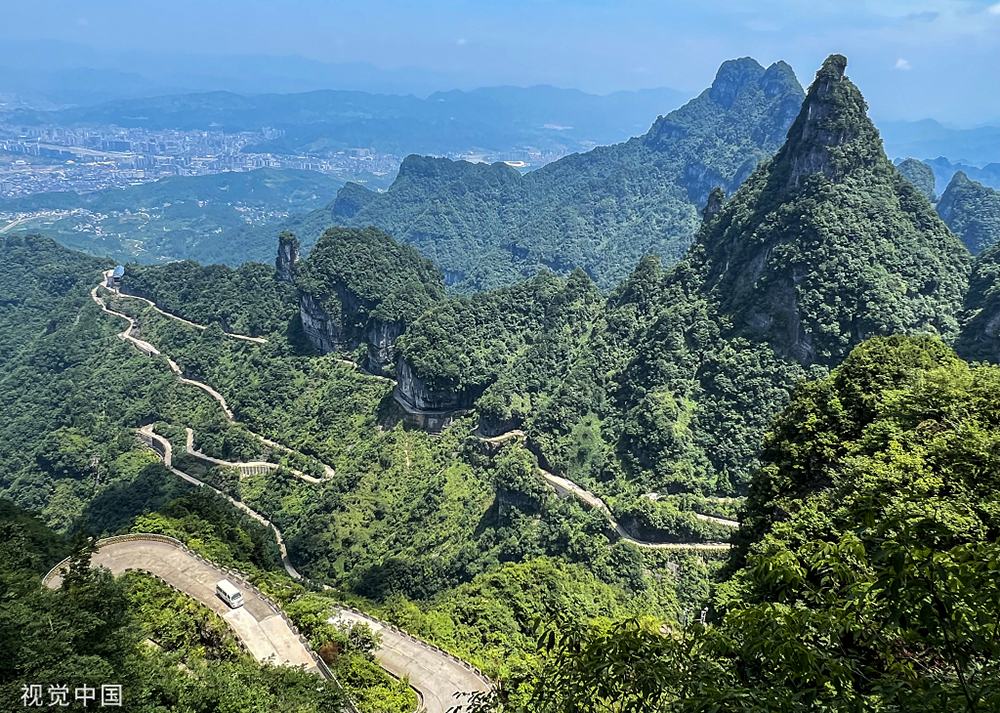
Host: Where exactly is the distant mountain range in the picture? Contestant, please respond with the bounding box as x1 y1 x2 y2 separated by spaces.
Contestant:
12 84 694 159
320 57 807 290
879 119 1000 166
0 40 494 104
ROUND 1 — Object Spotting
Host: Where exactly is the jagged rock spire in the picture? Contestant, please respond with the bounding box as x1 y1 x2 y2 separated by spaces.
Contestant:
680 54 970 368
276 230 300 283
702 187 726 223
777 54 883 189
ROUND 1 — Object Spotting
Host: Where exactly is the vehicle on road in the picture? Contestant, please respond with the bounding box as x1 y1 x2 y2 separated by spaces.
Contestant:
216 579 244 608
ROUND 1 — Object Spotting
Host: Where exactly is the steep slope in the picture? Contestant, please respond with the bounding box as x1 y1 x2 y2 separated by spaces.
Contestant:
606 55 969 490
935 170 1000 255
398 56 971 518
896 157 936 200
292 226 445 372
518 335 1000 713
956 241 1000 362
685 54 969 365
320 58 805 291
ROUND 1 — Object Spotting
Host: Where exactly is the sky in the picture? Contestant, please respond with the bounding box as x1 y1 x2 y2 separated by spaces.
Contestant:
2 0 999 124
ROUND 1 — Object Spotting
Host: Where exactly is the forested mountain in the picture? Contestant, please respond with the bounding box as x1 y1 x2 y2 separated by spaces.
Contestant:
322 57 804 291
292 226 446 371
120 259 298 336
519 335 1000 712
956 241 1000 363
0 233 697 704
396 56 971 541
896 156 936 200
936 170 1000 255
4 54 1000 713
922 156 1000 191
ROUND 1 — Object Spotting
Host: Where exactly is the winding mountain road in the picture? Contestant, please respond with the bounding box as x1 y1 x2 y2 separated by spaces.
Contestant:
43 536 320 674
118 288 268 344
94 272 491 709
93 276 332 482
136 425 490 710
475 429 735 550
184 427 323 483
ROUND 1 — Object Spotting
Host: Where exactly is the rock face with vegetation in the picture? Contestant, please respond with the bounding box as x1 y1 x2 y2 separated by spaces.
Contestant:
293 226 444 373
322 57 805 291
936 170 1000 255
957 241 1000 362
275 230 300 284
896 157 936 201
397 56 971 512
685 53 969 366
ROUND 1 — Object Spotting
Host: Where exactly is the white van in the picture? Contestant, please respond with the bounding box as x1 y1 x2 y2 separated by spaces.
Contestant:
216 579 244 608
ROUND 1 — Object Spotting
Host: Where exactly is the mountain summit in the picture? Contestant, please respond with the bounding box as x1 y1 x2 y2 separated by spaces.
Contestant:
777 54 882 188
682 54 970 365
322 57 805 291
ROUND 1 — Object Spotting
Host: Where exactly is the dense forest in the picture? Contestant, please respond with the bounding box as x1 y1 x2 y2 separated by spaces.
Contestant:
483 335 1000 712
936 170 1000 255
3 53 1000 712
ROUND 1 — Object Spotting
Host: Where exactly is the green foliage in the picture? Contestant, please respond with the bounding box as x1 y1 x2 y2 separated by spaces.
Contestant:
478 335 1000 713
0 501 350 712
271 59 806 292
120 259 298 336
957 240 1000 362
296 225 445 324
896 157 936 201
936 171 1000 255
399 268 602 397
128 488 283 575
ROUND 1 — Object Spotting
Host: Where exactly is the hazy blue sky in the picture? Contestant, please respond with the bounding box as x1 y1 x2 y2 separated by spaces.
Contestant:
3 0 999 124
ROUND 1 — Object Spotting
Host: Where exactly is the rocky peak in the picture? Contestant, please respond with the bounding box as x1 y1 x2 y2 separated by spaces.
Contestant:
702 186 726 223
759 61 798 99
897 158 936 202
708 57 766 109
779 54 882 189
275 230 300 283
685 55 970 368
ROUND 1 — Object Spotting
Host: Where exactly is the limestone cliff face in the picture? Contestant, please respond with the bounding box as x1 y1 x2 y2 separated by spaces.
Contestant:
394 358 473 412
366 319 405 373
298 290 404 371
475 412 524 438
288 225 445 371
686 55 970 367
276 231 300 284
299 292 348 354
780 54 880 190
